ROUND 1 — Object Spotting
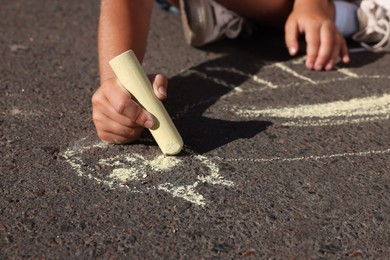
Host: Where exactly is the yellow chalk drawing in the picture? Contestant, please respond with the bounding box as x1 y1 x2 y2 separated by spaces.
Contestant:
292 56 307 65
283 114 390 127
149 154 182 172
336 67 359 78
195 155 234 186
110 168 143 183
4 107 43 117
175 59 390 116
234 93 390 126
206 67 279 89
158 182 206 206
62 140 234 206
63 57 390 207
273 63 317 85
156 154 233 206
62 139 108 177
10 108 23 115
180 70 235 89
98 153 147 184
219 148 390 163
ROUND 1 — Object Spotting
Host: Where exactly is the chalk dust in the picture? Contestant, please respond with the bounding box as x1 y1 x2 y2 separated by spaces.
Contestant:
149 155 181 172
10 108 22 115
109 168 143 183
158 182 206 206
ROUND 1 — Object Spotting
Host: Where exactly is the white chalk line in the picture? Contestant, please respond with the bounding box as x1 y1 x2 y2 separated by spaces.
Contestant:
236 74 390 95
180 70 236 90
282 114 390 127
336 67 359 78
233 93 390 126
61 140 141 191
158 182 206 206
236 93 390 117
273 63 318 85
172 97 219 120
178 63 390 96
216 148 390 163
2 107 44 117
292 56 307 65
205 67 279 89
175 54 389 93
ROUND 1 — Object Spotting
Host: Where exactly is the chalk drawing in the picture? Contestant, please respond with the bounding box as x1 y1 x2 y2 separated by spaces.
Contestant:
10 108 23 115
176 62 390 101
62 141 234 206
336 67 359 78
173 56 390 128
206 67 279 89
233 93 390 126
63 56 389 206
158 182 206 206
218 148 390 163
273 63 317 85
181 70 236 90
156 153 234 206
3 107 43 117
149 154 182 171
292 56 307 65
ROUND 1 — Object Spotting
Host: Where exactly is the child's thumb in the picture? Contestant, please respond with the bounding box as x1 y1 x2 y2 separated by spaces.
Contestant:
152 74 168 100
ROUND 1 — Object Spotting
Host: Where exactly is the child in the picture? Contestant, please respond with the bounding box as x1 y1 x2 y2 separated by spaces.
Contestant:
92 0 390 144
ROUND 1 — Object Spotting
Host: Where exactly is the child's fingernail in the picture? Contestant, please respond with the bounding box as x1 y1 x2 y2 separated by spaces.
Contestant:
158 86 167 97
145 118 154 129
289 47 297 55
325 64 333 71
306 62 314 70
315 64 323 71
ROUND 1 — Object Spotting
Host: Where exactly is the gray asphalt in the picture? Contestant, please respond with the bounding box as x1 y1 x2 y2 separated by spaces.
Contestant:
1 0 390 259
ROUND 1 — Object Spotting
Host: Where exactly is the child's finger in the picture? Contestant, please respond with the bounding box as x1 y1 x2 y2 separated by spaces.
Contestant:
100 133 134 144
94 113 142 144
102 82 154 129
315 21 335 71
152 74 168 100
325 41 340 71
340 37 350 64
305 26 321 70
284 19 299 56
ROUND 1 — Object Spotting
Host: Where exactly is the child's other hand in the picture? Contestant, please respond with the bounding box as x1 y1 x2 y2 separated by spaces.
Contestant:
284 1 350 71
92 74 168 144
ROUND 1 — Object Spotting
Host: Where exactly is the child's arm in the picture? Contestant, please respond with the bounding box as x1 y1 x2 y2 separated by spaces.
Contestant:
284 0 350 71
92 0 168 144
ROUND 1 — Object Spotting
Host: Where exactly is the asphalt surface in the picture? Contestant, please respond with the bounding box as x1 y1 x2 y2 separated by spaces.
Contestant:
1 0 390 259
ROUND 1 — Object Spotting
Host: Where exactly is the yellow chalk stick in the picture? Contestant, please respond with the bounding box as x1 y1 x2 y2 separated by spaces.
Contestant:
109 50 183 155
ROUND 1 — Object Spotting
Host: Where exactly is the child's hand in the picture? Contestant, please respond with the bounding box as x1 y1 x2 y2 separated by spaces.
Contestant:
92 74 168 144
284 1 350 71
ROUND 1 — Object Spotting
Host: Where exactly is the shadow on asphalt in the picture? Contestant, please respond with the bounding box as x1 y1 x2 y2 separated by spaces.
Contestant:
347 51 385 68
162 40 275 154
141 29 384 154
